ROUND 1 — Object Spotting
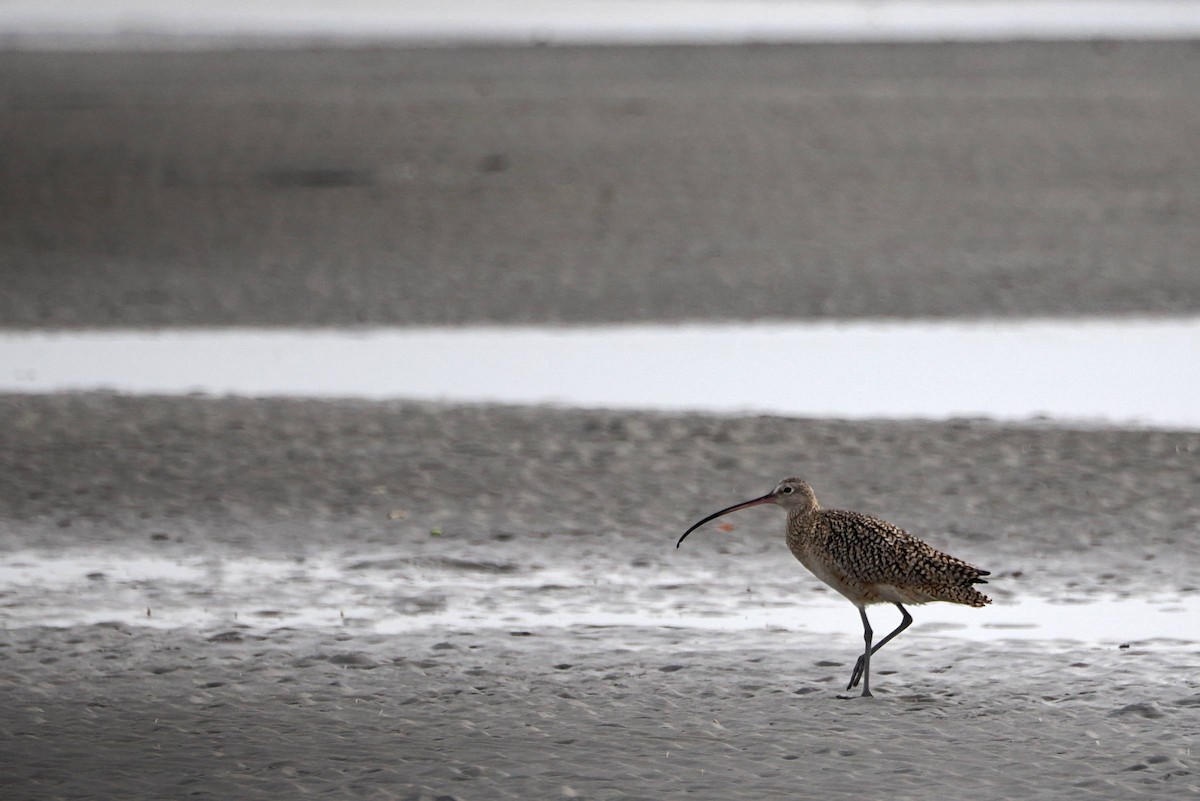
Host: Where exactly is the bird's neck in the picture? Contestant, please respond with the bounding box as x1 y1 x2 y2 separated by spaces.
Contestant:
789 496 820 520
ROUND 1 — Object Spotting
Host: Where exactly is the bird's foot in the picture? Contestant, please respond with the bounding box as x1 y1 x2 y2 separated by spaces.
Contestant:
846 656 866 690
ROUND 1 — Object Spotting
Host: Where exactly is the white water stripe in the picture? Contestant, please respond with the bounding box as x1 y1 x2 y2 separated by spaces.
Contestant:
1 318 1198 428
4 1 1200 48
1 549 1195 644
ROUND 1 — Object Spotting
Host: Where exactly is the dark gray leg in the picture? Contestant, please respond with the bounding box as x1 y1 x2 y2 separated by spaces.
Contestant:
856 606 874 697
848 603 913 691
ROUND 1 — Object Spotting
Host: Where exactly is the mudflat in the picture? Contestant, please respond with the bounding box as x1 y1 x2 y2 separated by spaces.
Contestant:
2 39 1199 800
1 395 1198 799
3 42 1200 328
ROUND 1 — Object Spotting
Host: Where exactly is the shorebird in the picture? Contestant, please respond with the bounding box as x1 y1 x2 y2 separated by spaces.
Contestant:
677 477 990 697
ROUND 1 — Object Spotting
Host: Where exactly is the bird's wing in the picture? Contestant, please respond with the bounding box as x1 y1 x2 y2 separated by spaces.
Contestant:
822 510 984 588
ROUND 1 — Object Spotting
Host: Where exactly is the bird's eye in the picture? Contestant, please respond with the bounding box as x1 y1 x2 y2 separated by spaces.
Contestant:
781 486 794 494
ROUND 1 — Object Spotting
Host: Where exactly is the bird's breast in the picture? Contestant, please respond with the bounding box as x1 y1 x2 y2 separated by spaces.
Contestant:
785 525 869 604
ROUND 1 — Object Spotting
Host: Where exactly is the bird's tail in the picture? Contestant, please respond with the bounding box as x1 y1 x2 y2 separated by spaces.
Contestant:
950 569 991 606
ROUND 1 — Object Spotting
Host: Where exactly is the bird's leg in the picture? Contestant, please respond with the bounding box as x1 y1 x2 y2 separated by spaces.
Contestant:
853 606 873 697
848 603 913 691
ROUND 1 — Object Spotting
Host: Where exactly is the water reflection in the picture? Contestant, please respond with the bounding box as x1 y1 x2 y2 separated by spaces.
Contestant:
2 318 1199 428
1 549 1195 647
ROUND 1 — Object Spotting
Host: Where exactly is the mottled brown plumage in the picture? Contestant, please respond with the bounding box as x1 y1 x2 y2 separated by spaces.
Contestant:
677 477 990 697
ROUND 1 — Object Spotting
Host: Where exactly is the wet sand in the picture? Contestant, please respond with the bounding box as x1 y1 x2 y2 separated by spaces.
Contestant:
4 622 1197 800
3 42 1200 328
2 395 1198 798
2 39 1200 799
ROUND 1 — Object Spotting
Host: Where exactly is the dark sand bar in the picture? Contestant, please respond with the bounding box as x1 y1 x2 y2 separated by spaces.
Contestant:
3 42 1200 328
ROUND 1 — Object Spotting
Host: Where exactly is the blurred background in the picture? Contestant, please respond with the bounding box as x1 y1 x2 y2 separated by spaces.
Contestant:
3 1 1200 424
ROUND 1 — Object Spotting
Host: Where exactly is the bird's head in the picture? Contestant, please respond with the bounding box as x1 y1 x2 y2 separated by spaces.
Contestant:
676 477 817 548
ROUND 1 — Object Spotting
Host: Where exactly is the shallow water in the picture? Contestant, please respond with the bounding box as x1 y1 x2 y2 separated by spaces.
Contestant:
9 0 1200 46
1 549 1195 648
3 319 1199 429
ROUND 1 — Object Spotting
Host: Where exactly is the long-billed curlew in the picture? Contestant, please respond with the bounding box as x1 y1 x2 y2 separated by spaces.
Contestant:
677 477 990 697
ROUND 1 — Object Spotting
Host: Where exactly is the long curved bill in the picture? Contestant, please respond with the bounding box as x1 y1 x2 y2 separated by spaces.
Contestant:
676 493 775 549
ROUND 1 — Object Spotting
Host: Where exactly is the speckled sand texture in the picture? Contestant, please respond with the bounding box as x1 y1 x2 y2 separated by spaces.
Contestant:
2 396 1198 799
2 39 1200 800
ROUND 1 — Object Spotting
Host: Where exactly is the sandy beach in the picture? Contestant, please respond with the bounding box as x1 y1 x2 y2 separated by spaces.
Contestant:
2 40 1199 800
2 395 1198 798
